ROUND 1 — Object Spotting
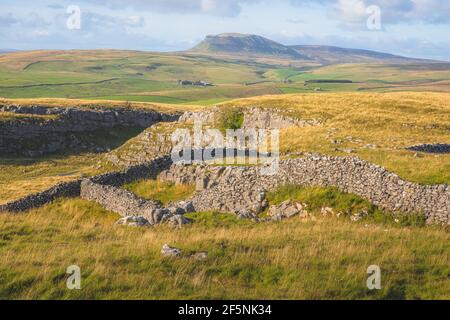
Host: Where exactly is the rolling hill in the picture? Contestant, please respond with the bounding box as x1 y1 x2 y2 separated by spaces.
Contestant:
290 45 431 64
0 33 449 104
190 33 434 64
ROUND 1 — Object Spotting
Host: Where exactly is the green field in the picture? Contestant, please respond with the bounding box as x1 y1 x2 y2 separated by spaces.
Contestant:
1 50 450 105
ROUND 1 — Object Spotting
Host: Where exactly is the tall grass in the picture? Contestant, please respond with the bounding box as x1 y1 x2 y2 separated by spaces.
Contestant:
0 198 448 300
124 180 195 205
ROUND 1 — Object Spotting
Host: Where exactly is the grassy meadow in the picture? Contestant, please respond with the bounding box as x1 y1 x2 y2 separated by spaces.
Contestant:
1 50 450 105
124 180 196 205
0 48 449 300
0 193 448 300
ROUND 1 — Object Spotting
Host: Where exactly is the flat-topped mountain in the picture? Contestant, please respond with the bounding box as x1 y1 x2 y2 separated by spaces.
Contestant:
190 33 433 64
190 33 308 59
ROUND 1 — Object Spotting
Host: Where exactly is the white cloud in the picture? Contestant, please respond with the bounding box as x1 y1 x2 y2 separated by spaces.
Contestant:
201 0 217 12
290 0 450 25
76 0 265 17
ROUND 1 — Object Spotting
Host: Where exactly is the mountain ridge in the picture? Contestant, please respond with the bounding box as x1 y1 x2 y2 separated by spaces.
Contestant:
190 33 435 64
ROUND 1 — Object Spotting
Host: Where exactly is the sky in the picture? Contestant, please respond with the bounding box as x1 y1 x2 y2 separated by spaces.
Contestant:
0 0 449 61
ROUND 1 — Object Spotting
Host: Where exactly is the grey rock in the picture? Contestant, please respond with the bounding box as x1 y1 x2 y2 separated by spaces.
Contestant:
161 244 182 257
167 214 192 228
116 216 151 227
191 252 208 260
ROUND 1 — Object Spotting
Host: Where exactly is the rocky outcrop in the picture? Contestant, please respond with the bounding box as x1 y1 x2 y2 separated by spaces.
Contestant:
241 107 320 129
105 123 175 168
0 104 180 156
179 107 321 129
0 104 180 127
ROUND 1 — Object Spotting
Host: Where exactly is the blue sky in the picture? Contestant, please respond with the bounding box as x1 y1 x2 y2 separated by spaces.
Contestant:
1 0 449 60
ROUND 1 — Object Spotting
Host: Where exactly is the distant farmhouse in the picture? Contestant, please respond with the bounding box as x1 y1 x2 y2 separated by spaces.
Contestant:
178 80 213 87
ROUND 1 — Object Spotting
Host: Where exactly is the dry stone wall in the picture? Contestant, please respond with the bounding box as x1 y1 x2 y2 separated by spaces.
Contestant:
80 180 163 224
1 151 449 225
0 180 82 212
159 156 450 225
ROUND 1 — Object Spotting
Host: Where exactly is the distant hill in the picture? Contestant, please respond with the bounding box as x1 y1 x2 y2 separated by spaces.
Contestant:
0 49 16 54
190 33 433 64
290 45 428 64
190 33 309 59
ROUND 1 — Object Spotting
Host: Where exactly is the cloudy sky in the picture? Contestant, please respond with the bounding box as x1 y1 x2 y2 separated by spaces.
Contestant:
1 0 449 60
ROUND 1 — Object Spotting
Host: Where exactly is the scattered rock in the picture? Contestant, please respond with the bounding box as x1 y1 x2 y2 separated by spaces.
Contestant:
236 210 257 221
167 206 186 216
350 209 369 222
166 214 192 228
191 252 208 260
268 200 308 221
116 216 151 227
177 201 196 213
321 207 335 216
161 244 182 257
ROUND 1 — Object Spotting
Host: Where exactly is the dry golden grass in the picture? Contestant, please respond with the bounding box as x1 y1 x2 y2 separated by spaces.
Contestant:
0 97 204 113
0 154 105 205
124 180 195 205
0 198 448 299
0 111 59 122
221 92 450 184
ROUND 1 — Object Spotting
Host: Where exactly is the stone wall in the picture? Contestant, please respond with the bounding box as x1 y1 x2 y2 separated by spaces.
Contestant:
0 156 172 213
79 180 193 227
90 155 172 186
1 152 449 225
159 156 450 225
0 104 180 155
80 180 163 223
0 180 82 212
